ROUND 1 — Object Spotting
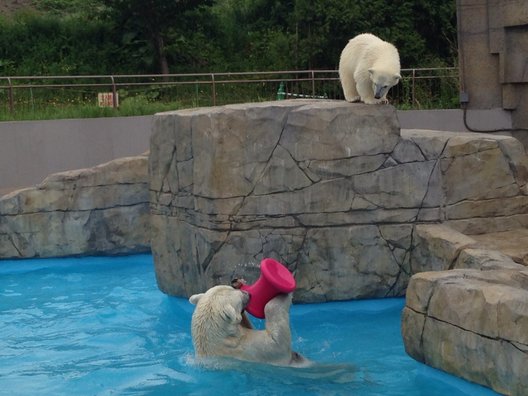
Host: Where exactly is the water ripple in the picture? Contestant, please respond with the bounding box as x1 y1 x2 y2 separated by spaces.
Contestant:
0 254 499 396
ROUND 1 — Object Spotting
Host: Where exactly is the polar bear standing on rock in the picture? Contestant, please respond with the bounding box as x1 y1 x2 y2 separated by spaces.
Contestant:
339 33 401 104
189 285 308 367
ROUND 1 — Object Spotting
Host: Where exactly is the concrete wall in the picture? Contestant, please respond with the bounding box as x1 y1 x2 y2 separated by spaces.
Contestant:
0 116 152 195
457 0 528 132
0 108 522 196
398 108 511 133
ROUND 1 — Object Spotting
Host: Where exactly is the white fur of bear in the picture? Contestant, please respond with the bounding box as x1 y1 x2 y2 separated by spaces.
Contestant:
189 285 307 367
339 33 401 104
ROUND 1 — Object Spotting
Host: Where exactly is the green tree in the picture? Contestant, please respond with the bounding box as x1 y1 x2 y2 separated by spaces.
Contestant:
210 0 456 71
0 11 119 75
0 0 457 76
100 0 212 74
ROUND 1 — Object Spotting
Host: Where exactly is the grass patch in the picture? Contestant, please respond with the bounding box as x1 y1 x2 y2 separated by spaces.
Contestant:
0 73 460 121
0 98 186 121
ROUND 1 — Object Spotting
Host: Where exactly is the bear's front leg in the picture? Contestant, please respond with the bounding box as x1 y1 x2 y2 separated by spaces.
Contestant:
356 80 387 104
264 294 310 367
363 96 389 105
340 72 361 102
264 293 292 346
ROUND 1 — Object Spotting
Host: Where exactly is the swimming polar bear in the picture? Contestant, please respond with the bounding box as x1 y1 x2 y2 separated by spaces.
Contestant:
339 33 401 104
189 285 308 367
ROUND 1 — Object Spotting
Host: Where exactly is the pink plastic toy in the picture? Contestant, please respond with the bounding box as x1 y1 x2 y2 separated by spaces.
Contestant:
241 258 296 319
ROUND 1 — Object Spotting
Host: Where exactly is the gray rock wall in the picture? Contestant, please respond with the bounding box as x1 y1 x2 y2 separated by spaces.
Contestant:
149 100 528 301
402 224 528 396
0 155 150 258
402 268 528 395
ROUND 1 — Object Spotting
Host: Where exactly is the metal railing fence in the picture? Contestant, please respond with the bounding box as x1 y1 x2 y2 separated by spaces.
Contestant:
0 67 459 115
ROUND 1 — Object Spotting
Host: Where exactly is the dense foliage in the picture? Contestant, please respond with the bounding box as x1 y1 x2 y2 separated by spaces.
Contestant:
0 0 457 76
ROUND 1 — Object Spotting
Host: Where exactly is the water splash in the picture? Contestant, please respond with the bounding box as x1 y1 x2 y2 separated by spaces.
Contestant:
230 260 260 284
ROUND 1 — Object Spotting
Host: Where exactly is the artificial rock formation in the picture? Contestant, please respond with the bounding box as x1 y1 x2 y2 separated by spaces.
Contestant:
1 99 527 394
149 100 528 301
411 224 525 272
402 268 528 395
403 223 527 395
0 154 150 258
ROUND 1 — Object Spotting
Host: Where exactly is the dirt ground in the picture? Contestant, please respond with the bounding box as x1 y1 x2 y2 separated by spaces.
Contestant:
0 0 35 16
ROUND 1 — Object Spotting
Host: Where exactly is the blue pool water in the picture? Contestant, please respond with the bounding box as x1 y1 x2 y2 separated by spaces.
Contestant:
0 254 499 396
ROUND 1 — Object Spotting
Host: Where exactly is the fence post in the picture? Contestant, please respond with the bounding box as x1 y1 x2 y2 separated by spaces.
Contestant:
110 76 118 108
211 74 216 106
411 68 416 106
311 70 315 98
7 77 14 114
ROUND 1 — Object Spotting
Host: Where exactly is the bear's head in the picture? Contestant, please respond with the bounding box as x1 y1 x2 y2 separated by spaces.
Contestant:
189 285 250 349
368 68 401 100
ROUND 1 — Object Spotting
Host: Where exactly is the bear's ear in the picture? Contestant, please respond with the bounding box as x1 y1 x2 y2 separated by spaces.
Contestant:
395 73 401 82
220 304 241 324
189 293 204 305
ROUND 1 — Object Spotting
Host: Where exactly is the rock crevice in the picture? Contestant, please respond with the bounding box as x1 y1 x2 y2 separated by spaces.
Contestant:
149 101 528 301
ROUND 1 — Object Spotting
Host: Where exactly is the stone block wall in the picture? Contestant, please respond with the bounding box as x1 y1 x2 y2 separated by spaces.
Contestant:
458 0 528 138
149 100 528 302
